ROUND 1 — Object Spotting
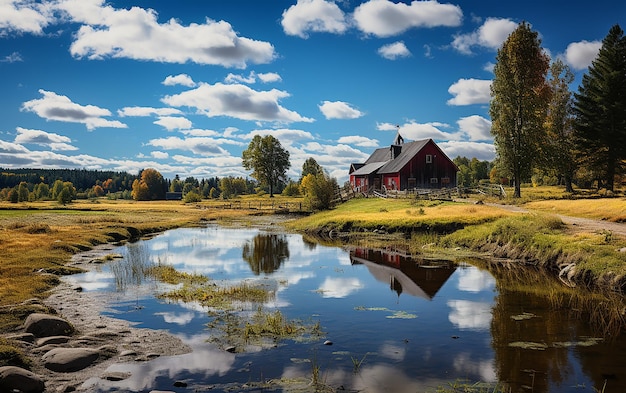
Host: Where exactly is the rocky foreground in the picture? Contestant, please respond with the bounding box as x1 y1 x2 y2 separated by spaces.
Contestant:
1 245 192 393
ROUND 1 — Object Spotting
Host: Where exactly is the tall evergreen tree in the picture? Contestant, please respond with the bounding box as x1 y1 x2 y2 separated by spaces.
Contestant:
242 135 290 197
544 59 577 193
490 22 550 198
573 24 626 192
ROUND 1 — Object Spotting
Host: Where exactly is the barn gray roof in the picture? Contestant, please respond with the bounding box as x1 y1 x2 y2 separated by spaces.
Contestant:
364 147 391 164
377 139 430 174
350 161 387 176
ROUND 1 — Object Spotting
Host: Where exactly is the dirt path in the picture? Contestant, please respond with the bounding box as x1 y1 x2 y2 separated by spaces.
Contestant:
556 215 626 238
483 201 626 238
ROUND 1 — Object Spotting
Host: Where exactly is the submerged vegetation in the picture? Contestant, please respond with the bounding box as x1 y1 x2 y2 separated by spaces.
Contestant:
158 280 274 309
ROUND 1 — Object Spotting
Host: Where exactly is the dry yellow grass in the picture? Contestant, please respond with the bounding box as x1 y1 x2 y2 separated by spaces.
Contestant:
0 199 258 307
287 198 516 232
524 198 626 222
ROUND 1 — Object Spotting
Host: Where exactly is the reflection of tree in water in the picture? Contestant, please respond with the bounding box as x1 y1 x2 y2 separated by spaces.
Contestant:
242 233 290 275
301 236 317 251
486 262 625 392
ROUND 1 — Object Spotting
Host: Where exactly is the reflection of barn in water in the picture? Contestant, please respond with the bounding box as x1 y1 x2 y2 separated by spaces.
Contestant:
350 248 456 300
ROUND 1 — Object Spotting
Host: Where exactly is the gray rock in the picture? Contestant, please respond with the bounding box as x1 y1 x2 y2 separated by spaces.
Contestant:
102 371 131 381
97 345 118 359
4 333 35 343
36 336 71 347
0 366 45 393
42 348 100 372
32 344 62 354
24 313 74 338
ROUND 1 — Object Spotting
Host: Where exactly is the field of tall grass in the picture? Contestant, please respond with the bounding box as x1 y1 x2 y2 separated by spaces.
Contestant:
286 198 515 233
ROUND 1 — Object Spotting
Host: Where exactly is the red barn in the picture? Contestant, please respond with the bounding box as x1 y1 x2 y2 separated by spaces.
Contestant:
349 134 458 192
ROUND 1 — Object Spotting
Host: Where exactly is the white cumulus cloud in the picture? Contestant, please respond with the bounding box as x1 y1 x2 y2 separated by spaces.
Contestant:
353 0 462 37
281 0 348 38
153 116 193 131
0 0 54 35
117 106 183 117
397 121 459 141
150 151 169 159
162 83 315 123
452 17 518 55
15 127 77 151
148 136 230 156
162 74 197 87
378 41 411 60
565 40 601 71
457 115 492 141
438 141 495 161
318 101 364 119
258 72 282 83
447 78 491 106
337 136 379 147
57 0 276 68
21 89 127 130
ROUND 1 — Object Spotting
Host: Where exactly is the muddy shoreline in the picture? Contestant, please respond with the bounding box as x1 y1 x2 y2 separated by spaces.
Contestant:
13 243 192 392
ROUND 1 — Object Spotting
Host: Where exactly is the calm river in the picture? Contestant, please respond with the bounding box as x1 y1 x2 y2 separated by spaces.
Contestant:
66 225 625 392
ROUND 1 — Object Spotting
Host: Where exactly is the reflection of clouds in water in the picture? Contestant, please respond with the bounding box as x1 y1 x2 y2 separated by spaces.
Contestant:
457 267 495 293
154 311 195 325
66 270 113 291
277 271 315 287
336 252 353 266
453 352 496 382
447 300 492 331
379 341 406 361
144 227 259 275
283 363 453 393
317 277 363 298
82 338 235 391
168 300 206 313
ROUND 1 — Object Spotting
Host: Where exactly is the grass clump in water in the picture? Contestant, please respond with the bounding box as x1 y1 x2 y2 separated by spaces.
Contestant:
433 379 508 393
147 264 208 285
158 280 274 310
244 308 303 339
207 307 324 352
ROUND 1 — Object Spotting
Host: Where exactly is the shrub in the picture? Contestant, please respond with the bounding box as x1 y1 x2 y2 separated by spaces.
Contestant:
183 191 203 203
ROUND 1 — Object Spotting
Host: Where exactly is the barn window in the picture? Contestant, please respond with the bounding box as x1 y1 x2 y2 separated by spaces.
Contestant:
426 154 432 163
441 177 450 184
430 178 438 183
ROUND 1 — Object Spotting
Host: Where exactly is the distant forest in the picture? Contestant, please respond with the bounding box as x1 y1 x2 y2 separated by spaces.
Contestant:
0 168 136 192
0 168 253 203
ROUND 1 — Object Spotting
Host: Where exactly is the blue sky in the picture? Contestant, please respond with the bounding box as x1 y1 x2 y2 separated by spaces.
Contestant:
0 0 624 183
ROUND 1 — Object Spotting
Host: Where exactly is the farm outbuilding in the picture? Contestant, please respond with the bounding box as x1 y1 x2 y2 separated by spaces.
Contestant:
349 134 458 193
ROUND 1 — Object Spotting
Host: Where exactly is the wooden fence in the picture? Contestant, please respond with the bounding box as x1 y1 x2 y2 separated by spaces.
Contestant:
212 200 309 213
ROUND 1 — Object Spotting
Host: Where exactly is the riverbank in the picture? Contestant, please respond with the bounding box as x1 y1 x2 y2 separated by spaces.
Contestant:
286 197 626 293
1 194 625 391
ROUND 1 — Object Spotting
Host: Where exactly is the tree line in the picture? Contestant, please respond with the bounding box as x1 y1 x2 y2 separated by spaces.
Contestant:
490 23 626 197
0 135 338 210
